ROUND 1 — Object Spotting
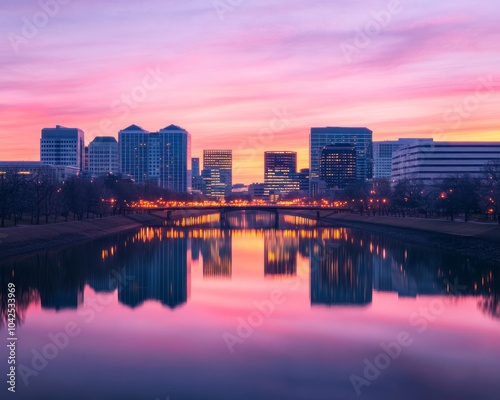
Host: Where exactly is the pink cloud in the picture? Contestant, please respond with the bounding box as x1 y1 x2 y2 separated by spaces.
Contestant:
0 0 499 183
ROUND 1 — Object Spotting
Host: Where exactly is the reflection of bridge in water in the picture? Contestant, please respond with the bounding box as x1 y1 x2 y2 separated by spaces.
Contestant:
137 205 352 229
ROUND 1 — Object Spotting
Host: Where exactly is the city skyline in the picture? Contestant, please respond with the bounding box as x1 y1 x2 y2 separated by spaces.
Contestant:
2 120 499 185
3 125 500 191
1 1 499 184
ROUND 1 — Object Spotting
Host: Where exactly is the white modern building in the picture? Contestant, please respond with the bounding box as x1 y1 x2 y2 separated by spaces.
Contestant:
119 124 191 192
0 162 79 183
373 139 425 179
40 126 85 171
391 140 500 183
88 137 119 177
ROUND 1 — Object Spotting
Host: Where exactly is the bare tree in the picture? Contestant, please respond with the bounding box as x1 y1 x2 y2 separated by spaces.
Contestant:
0 171 29 227
438 174 481 222
344 181 370 215
29 168 58 225
391 179 425 217
371 179 392 216
482 160 500 224
62 177 86 220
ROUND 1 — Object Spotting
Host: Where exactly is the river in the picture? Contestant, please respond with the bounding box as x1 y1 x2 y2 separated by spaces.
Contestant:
1 212 499 400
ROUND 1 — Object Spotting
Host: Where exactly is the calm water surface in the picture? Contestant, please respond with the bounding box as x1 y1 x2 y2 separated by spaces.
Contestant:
1 212 499 400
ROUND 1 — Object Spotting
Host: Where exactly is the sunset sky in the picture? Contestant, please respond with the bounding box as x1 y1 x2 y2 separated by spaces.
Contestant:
1 0 499 184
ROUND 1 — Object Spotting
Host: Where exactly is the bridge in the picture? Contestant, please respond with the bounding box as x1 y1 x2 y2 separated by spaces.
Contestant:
134 205 352 229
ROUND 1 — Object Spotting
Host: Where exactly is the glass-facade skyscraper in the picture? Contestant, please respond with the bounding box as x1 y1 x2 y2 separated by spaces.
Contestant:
192 158 200 177
118 124 149 183
119 124 191 191
309 127 373 183
157 125 192 192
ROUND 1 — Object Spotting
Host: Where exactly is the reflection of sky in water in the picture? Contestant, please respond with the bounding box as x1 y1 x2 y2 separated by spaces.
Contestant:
1 213 499 400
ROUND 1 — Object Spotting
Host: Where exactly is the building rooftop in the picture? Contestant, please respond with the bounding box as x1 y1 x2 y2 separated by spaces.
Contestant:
311 126 372 131
0 161 43 166
120 124 148 132
161 124 185 131
91 136 118 143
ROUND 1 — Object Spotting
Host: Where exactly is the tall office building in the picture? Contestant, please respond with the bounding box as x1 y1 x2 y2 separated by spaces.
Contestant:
201 169 214 196
40 125 85 171
392 140 500 183
157 125 192 192
88 137 119 177
299 168 310 192
191 157 203 192
201 168 227 198
203 150 232 197
118 124 149 183
319 144 357 189
373 139 423 179
192 158 200 177
84 146 89 172
264 151 299 197
310 127 373 185
119 124 191 191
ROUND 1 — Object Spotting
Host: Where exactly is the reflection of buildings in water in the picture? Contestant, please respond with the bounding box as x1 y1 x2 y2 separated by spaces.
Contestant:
373 256 421 297
310 238 372 306
298 234 310 258
373 256 439 298
173 213 220 228
371 240 468 298
479 293 500 320
227 211 275 229
283 215 317 228
191 238 200 261
477 269 499 320
86 272 119 293
34 255 85 311
118 236 190 309
201 231 232 279
41 283 84 311
264 230 298 276
2 221 500 325
87 240 148 294
364 235 500 305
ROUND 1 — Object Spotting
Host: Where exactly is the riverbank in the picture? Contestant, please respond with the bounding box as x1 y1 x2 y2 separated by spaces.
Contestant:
306 212 500 263
0 214 165 261
0 209 220 262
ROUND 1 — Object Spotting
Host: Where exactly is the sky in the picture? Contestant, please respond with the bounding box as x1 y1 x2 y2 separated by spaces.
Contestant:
1 0 499 184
